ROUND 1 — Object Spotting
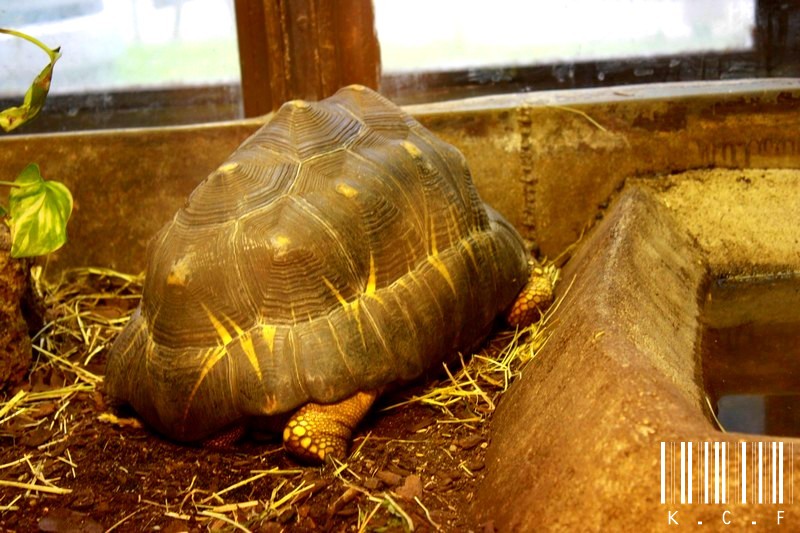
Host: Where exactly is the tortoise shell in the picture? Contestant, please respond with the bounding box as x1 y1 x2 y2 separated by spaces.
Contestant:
105 85 529 442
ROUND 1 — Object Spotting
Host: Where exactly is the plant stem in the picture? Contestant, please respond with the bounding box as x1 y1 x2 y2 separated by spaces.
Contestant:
0 28 59 60
0 181 21 188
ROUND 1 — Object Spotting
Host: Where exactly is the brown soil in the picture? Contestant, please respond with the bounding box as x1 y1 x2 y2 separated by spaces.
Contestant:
0 269 541 532
0 385 492 532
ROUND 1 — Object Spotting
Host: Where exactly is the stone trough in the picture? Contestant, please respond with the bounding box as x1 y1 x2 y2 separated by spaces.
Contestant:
476 173 800 530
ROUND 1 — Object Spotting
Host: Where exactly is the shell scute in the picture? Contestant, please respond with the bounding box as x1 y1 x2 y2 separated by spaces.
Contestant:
254 98 365 161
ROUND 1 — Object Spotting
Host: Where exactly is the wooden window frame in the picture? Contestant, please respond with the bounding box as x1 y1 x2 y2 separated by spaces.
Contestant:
237 0 800 109
1 0 798 134
234 0 380 116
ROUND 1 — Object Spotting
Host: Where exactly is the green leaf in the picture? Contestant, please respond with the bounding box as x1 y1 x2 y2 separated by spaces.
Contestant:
8 163 73 258
0 205 6 217
0 29 61 133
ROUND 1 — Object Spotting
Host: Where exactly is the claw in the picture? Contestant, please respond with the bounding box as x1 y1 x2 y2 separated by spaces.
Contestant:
283 390 377 463
506 260 556 327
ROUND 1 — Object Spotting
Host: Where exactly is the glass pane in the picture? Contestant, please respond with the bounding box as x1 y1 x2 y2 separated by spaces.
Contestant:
375 0 755 74
0 0 240 97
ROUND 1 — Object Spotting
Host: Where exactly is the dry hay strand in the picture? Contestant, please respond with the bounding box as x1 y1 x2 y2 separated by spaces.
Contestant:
332 260 565 532
385 260 563 424
159 471 315 532
329 458 422 532
0 259 565 530
0 267 143 504
1 261 310 527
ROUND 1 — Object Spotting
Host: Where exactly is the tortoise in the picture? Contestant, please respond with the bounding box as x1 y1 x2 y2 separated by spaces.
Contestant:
105 85 554 463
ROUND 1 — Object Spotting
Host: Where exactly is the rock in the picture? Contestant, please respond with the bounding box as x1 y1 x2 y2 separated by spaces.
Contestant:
409 415 435 432
38 508 104 533
362 477 381 490
162 520 195 533
328 487 359 515
466 459 485 472
20 426 54 448
456 434 484 450
388 462 413 476
395 474 423 501
276 507 295 524
67 488 95 510
375 470 402 486
0 223 32 390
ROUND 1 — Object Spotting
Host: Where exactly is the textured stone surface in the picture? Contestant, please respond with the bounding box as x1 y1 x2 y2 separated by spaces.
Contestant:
635 168 800 272
412 79 800 257
0 224 31 389
474 183 800 530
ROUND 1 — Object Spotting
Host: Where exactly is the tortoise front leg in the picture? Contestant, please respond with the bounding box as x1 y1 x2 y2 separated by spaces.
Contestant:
283 390 377 462
506 260 556 327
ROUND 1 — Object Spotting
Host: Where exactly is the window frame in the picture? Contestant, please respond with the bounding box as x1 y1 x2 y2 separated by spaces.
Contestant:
1 0 797 133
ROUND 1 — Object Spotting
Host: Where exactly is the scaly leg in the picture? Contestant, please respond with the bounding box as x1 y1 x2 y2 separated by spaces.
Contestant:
506 260 556 327
283 390 377 463
204 423 246 450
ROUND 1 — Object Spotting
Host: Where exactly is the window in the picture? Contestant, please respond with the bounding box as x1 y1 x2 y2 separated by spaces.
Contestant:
375 0 799 104
375 0 755 73
1 0 798 130
0 0 241 132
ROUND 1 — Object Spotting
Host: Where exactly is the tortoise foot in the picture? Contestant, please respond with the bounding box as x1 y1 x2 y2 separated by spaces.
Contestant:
283 390 377 463
204 423 246 450
506 260 557 327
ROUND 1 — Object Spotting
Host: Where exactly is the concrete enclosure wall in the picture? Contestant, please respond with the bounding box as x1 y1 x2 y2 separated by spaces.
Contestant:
0 79 799 275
